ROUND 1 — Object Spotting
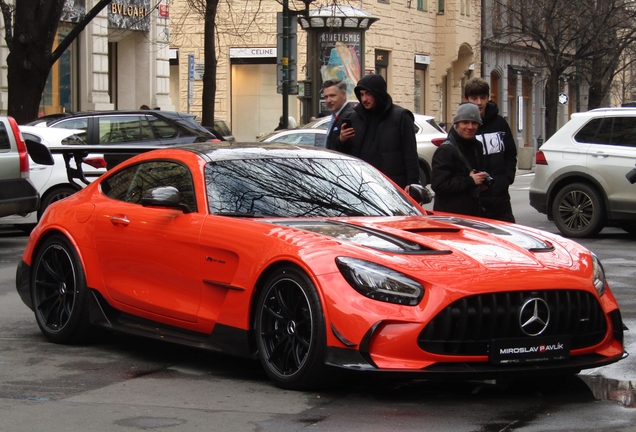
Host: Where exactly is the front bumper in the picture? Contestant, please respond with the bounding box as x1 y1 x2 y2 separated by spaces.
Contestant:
529 190 548 215
325 346 628 379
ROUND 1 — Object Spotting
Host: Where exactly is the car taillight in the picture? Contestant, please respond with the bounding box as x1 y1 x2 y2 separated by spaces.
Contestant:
206 138 221 142
431 137 446 147
8 116 30 178
83 157 107 169
535 150 548 165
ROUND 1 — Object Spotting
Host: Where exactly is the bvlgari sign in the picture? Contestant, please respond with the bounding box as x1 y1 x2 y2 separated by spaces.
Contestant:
109 0 151 31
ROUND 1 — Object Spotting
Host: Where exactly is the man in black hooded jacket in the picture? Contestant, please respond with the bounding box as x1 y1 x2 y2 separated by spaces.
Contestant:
464 77 517 222
339 74 419 189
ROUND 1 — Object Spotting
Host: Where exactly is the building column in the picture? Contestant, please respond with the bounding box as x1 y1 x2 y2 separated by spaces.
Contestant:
80 4 113 111
150 9 174 110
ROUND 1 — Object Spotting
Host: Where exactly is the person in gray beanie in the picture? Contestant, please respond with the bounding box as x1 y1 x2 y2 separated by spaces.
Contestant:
431 102 490 216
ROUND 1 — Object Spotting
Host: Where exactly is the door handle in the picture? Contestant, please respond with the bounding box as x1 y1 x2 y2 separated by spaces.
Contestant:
592 152 608 158
110 215 130 226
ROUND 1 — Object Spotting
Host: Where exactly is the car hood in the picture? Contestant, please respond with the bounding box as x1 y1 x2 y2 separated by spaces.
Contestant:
269 215 579 272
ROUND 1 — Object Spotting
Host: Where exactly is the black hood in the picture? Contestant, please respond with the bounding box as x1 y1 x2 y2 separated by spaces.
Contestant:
354 74 392 114
482 101 500 124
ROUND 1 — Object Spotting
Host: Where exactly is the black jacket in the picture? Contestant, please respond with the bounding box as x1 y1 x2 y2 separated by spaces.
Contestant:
431 126 484 216
325 102 355 151
344 75 419 189
476 101 517 221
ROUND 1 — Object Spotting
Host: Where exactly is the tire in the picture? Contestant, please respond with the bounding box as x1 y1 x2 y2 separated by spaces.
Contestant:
255 266 330 390
552 183 605 238
31 234 93 344
37 186 79 220
418 165 428 186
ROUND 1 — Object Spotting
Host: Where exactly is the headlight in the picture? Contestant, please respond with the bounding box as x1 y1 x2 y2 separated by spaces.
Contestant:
336 257 424 306
592 253 606 296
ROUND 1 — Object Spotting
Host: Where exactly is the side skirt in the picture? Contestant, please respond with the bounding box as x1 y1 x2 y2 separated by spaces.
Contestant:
87 289 255 359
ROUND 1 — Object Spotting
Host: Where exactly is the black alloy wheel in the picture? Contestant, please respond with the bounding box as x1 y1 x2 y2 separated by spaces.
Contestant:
255 266 329 390
552 183 605 238
31 234 92 344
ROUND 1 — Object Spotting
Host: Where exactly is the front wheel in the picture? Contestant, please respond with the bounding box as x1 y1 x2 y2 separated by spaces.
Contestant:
552 183 605 238
31 234 93 344
255 266 330 390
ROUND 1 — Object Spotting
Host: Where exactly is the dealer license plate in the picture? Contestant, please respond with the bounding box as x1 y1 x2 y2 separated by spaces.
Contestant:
489 336 570 364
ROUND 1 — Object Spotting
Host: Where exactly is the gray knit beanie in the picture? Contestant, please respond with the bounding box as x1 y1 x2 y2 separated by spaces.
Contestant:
453 103 483 125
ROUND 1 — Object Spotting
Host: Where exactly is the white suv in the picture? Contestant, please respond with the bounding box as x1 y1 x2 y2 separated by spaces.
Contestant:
530 107 636 237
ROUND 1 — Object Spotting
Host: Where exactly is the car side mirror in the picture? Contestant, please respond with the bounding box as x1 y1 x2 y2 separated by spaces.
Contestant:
141 186 191 213
24 139 54 166
408 184 432 205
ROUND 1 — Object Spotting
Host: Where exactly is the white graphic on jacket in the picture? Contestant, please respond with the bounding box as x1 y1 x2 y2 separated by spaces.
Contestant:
476 132 505 155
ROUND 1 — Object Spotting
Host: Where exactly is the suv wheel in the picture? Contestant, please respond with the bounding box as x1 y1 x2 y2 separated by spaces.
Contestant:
552 183 606 238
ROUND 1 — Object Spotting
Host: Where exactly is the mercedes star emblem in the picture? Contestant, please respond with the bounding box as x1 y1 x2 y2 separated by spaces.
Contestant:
519 298 550 336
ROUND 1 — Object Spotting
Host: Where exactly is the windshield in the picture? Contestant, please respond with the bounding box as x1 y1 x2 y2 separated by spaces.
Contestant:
204 157 422 217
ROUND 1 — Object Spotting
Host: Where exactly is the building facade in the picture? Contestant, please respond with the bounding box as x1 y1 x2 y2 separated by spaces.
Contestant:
169 0 482 141
0 0 173 117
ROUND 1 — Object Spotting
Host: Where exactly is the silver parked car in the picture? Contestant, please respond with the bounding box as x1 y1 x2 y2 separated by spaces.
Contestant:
530 107 636 237
0 126 98 231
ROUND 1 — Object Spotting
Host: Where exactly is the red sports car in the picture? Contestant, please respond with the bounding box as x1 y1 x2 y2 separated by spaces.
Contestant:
16 142 626 389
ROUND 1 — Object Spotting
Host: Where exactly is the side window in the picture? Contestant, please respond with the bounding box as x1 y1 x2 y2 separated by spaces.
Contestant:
51 118 88 142
610 117 636 147
574 118 603 144
100 161 197 211
147 115 179 139
98 116 144 144
0 123 10 151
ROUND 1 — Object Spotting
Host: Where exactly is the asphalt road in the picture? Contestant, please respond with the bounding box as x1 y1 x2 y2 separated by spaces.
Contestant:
0 170 635 431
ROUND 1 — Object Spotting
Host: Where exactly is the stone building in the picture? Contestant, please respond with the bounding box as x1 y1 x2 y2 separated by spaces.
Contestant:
0 0 173 116
168 0 482 141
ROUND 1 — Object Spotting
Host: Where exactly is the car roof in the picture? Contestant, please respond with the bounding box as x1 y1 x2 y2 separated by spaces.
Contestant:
25 110 199 125
575 107 636 117
259 128 325 141
148 141 354 163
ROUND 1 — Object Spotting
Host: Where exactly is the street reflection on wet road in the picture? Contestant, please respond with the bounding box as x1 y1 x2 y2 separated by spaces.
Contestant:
580 375 636 408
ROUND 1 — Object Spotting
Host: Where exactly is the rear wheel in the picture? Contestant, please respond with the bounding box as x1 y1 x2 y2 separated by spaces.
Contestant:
552 183 605 238
255 266 329 390
31 234 93 344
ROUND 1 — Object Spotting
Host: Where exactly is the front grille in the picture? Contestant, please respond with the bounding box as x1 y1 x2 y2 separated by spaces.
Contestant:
418 290 607 355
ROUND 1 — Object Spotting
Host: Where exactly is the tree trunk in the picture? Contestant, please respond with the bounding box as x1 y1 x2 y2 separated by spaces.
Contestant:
8 0 63 123
544 69 563 139
201 0 219 128
6 48 49 124
587 81 605 110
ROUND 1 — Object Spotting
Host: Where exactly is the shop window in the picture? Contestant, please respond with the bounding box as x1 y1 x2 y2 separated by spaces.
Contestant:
375 50 389 84
414 69 426 114
40 24 74 115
